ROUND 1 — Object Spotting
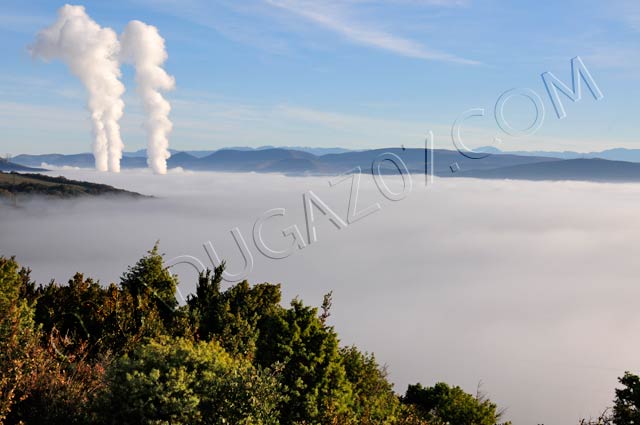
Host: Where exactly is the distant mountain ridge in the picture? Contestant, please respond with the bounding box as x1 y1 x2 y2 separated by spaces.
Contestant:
453 158 640 182
13 148 561 174
0 157 44 172
121 146 354 159
12 147 640 183
477 146 640 162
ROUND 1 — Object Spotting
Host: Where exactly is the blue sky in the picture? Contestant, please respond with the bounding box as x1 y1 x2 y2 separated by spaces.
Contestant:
1 0 639 154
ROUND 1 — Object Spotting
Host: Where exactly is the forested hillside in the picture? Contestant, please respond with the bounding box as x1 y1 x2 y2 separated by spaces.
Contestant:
0 172 146 200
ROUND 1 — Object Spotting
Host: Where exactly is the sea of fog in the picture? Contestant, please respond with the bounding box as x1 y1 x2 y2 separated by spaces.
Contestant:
2 168 640 424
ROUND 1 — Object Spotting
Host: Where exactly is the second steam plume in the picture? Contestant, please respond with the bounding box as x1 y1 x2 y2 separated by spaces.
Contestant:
31 5 175 175
121 21 175 175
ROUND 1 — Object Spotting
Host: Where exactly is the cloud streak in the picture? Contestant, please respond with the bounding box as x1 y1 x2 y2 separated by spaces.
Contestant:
265 0 479 64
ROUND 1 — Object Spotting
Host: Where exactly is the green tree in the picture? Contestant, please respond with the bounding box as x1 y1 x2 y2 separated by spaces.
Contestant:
339 346 401 424
29 268 178 357
119 243 185 342
97 337 282 425
6 332 109 425
187 265 281 357
30 273 114 352
0 257 40 422
256 298 353 424
0 248 519 425
1 257 111 425
613 372 640 425
402 382 509 425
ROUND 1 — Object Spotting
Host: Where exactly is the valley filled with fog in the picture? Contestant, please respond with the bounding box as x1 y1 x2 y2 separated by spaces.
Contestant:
2 169 640 424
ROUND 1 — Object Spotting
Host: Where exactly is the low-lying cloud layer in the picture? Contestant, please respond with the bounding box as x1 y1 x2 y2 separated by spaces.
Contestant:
2 170 640 424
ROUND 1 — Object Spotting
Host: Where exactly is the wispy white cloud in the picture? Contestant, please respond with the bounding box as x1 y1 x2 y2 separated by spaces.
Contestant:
583 45 640 71
348 0 470 6
265 0 478 64
133 0 293 54
605 0 640 32
139 0 477 63
620 2 640 31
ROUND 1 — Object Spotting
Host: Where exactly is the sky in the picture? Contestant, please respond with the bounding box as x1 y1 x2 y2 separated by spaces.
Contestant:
1 0 639 154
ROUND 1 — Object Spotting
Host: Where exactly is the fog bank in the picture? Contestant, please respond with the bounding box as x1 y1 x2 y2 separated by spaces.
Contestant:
2 169 640 424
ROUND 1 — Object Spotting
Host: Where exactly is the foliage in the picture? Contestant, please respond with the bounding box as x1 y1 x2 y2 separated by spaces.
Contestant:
187 265 281 357
6 331 109 425
120 243 181 337
96 337 282 425
402 382 510 425
613 372 640 425
579 409 613 425
29 273 117 353
0 257 40 422
339 346 401 424
0 245 513 425
256 297 353 424
28 244 189 357
0 171 146 199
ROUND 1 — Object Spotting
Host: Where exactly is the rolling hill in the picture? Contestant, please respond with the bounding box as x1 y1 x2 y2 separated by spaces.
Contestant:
163 148 563 175
477 146 640 163
0 172 148 201
0 157 45 172
452 158 640 182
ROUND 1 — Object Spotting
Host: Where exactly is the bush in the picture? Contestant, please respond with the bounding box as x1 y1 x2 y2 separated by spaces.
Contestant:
340 346 401 424
6 332 109 425
402 382 510 425
0 247 513 425
0 257 40 422
256 298 353 424
96 337 282 425
613 372 640 425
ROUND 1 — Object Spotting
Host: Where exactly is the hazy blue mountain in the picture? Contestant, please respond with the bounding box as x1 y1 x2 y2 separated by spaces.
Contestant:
255 146 353 155
13 147 640 182
167 151 199 168
596 148 640 162
122 149 149 158
169 148 319 172
476 146 584 159
477 146 640 162
121 146 354 159
12 153 83 167
313 148 561 175
13 154 147 169
163 147 561 175
12 153 97 168
12 148 564 175
453 158 640 182
0 158 44 172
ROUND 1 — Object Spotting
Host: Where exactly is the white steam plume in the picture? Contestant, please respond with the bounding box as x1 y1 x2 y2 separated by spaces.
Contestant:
120 21 175 175
30 4 125 172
